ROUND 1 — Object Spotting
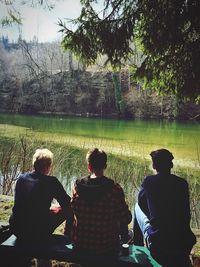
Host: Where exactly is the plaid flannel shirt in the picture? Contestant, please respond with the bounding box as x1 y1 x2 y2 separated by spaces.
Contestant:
71 178 132 254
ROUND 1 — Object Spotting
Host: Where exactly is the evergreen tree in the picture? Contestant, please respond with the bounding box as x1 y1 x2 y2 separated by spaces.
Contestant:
59 0 200 101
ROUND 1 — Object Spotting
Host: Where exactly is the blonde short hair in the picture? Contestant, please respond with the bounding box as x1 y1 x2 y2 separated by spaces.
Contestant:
32 148 53 172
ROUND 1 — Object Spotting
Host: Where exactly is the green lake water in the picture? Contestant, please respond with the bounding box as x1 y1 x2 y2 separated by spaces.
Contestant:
0 113 200 228
0 113 200 168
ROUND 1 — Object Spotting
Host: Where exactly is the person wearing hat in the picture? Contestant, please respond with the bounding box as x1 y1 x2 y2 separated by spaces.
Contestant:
133 149 196 267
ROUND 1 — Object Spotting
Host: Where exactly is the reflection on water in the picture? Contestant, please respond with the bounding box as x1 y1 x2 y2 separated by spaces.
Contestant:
0 115 199 228
0 113 199 166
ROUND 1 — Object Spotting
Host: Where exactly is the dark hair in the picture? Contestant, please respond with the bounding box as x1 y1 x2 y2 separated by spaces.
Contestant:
150 149 174 171
86 148 107 170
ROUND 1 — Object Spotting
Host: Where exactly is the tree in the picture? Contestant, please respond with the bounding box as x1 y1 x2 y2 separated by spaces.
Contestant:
59 0 200 101
0 0 56 26
112 72 126 116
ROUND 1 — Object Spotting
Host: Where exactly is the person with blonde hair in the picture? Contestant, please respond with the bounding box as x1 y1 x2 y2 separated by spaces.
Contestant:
9 148 74 241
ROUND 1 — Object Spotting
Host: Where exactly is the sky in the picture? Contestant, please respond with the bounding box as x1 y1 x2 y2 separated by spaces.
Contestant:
0 0 84 42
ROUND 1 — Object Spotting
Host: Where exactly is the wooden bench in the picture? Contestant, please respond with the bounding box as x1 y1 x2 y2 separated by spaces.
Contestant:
0 234 162 267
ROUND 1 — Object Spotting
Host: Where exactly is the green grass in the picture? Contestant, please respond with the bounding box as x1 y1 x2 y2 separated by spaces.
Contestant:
0 132 199 222
0 128 200 257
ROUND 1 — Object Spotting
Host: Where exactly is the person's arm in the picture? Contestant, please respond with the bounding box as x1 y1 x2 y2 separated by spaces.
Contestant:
183 181 192 224
114 184 132 242
53 178 74 227
13 174 30 213
138 183 149 218
115 184 132 225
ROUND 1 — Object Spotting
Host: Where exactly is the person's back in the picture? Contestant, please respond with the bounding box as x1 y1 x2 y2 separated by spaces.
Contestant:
140 173 195 250
72 176 130 254
134 149 196 267
10 148 73 241
71 148 132 266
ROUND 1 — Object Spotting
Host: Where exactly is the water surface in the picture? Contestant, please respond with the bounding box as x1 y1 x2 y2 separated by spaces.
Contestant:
0 113 199 167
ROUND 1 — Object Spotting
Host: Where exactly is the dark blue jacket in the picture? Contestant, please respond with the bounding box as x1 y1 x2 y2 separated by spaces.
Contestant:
138 173 196 251
10 171 71 236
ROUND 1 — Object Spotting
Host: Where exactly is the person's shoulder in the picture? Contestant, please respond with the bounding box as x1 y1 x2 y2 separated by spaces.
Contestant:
142 175 156 185
16 172 31 181
144 175 155 180
110 180 124 194
46 175 67 192
75 175 89 185
171 174 188 186
18 171 31 177
142 174 165 190
102 176 115 185
45 175 61 185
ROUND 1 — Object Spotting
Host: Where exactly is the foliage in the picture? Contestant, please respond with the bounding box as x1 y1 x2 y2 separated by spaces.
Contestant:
59 0 136 67
112 72 122 114
1 38 200 119
0 0 56 26
59 0 200 101
112 73 127 116
0 136 35 195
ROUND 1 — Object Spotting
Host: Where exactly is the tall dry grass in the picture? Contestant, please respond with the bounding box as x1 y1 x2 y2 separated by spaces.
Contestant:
0 134 199 228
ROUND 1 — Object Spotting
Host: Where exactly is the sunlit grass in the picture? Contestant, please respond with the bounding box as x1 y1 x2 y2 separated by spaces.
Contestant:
0 125 200 259
0 123 199 227
0 124 199 168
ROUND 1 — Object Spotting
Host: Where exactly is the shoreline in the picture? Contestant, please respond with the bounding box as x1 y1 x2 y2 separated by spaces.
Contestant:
0 123 199 170
1 110 200 122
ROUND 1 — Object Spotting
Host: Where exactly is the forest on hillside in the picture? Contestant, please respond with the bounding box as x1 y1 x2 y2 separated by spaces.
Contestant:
0 36 200 120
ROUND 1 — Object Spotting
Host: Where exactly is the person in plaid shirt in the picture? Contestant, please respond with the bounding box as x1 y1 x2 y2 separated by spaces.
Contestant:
71 148 132 266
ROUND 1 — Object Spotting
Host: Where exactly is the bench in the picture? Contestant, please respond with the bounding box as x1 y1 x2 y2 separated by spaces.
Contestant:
0 234 162 267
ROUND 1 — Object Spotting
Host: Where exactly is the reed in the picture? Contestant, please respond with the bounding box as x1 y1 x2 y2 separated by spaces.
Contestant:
0 132 199 228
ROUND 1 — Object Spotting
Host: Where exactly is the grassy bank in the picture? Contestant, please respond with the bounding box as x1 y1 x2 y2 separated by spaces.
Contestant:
0 127 200 257
0 130 199 223
0 128 151 207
